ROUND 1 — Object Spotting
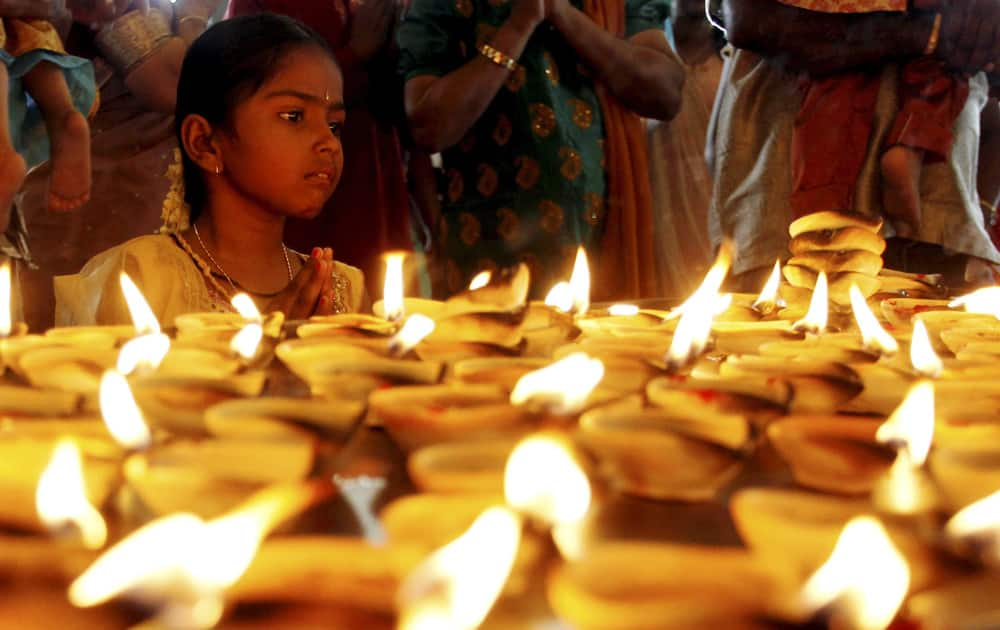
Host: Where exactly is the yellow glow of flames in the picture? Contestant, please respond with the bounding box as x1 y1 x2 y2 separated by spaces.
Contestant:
389 314 436 356
850 284 899 356
35 439 107 550
504 434 591 560
231 293 262 322
70 484 313 621
544 282 574 313
382 252 407 322
119 272 161 335
569 247 590 315
946 489 1000 542
608 304 640 317
800 516 910 630
876 380 935 466
116 333 170 376
397 506 521 630
230 323 264 361
665 244 733 368
0 261 11 337
793 271 829 334
468 271 492 291
752 260 782 311
509 353 605 415
99 370 152 450
949 287 1000 319
909 319 942 378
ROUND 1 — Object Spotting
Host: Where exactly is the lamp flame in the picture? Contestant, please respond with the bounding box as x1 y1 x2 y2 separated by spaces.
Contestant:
70 483 317 627
510 353 605 415
876 380 934 466
468 271 492 291
99 370 152 450
0 261 11 337
544 282 574 313
116 333 170 375
752 260 783 314
608 304 640 317
850 284 898 356
504 433 591 560
949 287 1000 319
120 272 160 335
230 323 263 361
793 271 829 334
388 314 436 356
35 439 108 550
569 247 590 315
665 243 733 371
397 506 521 630
231 293 262 322
946 489 1000 551
382 252 407 322
800 516 910 630
909 320 942 378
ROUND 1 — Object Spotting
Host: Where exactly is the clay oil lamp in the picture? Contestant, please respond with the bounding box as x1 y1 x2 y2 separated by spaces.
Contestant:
368 383 534 453
578 396 751 502
547 541 795 630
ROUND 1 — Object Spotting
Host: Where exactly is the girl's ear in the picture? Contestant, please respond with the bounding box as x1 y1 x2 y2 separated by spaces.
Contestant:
180 114 224 175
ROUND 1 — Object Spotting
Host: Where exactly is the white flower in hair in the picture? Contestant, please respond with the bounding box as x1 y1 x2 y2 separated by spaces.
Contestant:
159 148 192 235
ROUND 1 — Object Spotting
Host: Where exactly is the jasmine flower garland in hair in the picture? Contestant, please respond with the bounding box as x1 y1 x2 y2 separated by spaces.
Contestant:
159 148 191 235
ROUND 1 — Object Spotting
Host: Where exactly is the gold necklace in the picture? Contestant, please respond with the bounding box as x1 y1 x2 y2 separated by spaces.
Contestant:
193 222 293 293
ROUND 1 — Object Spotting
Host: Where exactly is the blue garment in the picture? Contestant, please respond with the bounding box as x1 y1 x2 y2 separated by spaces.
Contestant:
2 48 96 168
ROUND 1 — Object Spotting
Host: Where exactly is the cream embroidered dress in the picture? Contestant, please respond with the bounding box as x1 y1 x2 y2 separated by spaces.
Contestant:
53 233 365 327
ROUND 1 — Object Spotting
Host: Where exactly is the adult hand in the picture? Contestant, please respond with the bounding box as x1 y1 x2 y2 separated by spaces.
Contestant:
348 0 397 62
65 0 134 24
937 0 1000 74
266 248 335 320
510 0 548 30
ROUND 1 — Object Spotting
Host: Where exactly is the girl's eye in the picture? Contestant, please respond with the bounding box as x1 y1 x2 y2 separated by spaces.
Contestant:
280 111 304 122
328 122 342 137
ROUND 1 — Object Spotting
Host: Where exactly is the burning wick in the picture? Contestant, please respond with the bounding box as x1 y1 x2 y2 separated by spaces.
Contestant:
382 252 407 322
909 319 942 378
752 260 784 315
792 271 828 335
468 271 492 291
850 284 898 357
99 370 153 451
608 304 640 317
36 439 108 549
664 242 733 372
388 314 436 357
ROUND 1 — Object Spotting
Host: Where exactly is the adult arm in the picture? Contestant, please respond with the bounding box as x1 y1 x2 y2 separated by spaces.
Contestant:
548 2 684 120
0 0 67 19
403 1 542 153
722 0 934 75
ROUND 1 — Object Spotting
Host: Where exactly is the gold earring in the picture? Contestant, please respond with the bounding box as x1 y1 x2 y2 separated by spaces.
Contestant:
215 165 221 175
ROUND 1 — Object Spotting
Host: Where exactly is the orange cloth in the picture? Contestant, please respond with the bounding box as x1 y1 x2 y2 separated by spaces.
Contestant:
0 19 65 56
776 0 906 12
791 60 968 218
583 0 660 300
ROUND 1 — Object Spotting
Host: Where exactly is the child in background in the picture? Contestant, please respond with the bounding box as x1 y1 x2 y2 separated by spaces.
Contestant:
784 0 967 239
0 18 95 215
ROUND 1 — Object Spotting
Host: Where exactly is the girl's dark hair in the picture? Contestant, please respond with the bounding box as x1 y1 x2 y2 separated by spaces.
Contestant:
175 13 335 222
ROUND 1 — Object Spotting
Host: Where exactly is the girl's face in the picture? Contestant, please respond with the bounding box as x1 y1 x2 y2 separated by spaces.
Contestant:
217 46 346 220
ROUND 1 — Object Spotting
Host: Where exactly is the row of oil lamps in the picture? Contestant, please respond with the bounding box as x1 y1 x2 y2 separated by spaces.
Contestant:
1 237 1000 629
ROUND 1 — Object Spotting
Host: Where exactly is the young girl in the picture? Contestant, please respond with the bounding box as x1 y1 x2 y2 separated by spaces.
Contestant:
784 0 967 239
54 13 366 326
1 17 94 214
